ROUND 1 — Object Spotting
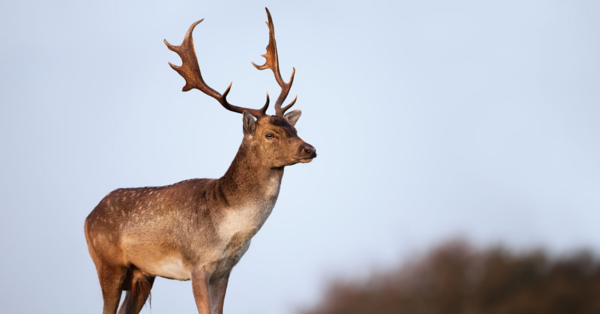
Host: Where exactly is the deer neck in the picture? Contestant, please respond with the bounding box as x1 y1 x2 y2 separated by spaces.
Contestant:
218 139 284 208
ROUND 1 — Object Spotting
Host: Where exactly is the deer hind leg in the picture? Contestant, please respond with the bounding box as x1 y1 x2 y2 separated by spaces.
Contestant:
96 264 128 314
117 269 155 314
116 292 131 314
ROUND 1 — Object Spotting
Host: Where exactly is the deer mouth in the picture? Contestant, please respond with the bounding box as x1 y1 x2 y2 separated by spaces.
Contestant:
299 157 315 163
298 150 317 163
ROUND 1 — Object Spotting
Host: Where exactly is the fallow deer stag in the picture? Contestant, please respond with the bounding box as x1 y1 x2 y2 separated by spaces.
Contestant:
84 8 316 314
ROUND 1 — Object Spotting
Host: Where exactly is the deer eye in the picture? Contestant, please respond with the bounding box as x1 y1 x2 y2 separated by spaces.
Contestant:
265 133 275 139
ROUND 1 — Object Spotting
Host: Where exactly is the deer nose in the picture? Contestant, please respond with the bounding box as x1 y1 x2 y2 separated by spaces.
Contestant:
301 144 317 158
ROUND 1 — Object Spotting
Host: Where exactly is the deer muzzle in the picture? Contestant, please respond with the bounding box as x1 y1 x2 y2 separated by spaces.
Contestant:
299 143 317 161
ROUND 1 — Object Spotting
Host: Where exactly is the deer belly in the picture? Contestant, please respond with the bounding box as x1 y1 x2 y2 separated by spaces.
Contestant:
137 256 191 281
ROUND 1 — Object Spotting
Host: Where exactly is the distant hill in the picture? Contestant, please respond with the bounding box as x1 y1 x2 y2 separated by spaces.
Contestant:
302 240 600 314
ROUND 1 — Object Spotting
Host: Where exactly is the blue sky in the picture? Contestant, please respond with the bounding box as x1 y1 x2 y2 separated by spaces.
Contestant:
1 1 599 313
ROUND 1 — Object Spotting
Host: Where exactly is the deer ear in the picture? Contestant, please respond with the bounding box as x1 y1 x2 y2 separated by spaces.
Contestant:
243 111 257 135
284 110 302 127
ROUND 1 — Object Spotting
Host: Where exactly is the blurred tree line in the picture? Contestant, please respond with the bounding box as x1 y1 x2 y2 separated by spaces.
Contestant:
302 241 600 314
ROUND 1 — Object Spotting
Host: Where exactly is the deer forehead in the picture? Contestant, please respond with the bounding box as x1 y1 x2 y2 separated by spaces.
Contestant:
257 116 297 136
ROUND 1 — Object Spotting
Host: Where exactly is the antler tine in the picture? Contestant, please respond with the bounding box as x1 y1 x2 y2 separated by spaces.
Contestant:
165 19 268 118
252 8 297 116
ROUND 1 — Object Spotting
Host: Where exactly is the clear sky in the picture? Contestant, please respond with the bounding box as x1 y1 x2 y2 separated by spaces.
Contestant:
1 1 599 313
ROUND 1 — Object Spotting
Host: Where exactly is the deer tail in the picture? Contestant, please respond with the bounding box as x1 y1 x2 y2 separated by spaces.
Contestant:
125 272 152 314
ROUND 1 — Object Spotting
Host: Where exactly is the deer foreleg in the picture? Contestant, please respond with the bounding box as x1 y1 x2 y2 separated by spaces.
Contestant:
192 268 212 314
209 272 230 314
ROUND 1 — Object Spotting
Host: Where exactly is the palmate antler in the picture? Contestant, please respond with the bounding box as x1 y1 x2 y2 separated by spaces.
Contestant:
164 8 296 118
164 20 269 118
252 8 297 116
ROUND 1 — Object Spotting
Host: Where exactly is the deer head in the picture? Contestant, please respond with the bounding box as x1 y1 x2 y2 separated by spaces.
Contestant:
164 8 316 168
